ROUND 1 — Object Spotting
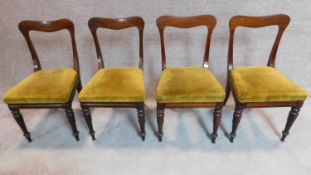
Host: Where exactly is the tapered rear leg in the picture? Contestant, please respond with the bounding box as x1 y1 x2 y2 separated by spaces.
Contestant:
77 78 82 92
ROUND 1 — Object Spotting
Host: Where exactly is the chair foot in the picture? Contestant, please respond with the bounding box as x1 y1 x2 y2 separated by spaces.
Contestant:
90 131 96 140
157 133 163 142
24 132 32 142
140 132 146 141
280 131 288 142
211 133 217 144
229 133 235 143
73 131 79 141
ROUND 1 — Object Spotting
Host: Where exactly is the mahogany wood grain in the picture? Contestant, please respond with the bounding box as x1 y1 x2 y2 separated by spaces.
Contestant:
156 15 223 143
88 17 144 70
228 14 290 69
157 15 216 70
8 19 82 142
81 16 146 141
226 14 303 142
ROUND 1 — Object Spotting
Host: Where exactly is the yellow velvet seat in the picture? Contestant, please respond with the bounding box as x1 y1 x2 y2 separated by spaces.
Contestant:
3 68 78 104
230 66 308 103
79 67 145 102
157 67 225 103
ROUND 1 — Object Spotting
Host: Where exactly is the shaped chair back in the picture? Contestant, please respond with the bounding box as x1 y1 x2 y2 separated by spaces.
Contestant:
88 17 145 70
156 15 217 70
19 19 80 73
228 14 290 69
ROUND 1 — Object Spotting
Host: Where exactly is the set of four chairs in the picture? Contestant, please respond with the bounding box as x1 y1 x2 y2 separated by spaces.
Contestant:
2 14 307 143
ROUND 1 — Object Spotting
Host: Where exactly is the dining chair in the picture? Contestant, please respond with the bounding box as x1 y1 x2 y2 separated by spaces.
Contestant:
156 15 226 143
227 14 308 142
2 19 82 142
79 17 146 141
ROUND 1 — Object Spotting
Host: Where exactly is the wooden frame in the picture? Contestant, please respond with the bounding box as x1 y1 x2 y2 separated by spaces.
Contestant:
227 14 304 142
8 19 82 142
156 15 226 143
80 16 146 141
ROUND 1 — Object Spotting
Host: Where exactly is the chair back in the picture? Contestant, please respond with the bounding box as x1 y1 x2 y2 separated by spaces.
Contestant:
88 17 145 70
19 19 80 73
156 15 217 70
228 14 290 69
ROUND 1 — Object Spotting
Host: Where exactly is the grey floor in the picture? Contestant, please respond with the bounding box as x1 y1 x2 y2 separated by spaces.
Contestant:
0 98 310 175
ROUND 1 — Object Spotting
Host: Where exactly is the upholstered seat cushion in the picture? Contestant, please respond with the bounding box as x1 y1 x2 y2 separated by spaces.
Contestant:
156 67 225 103
230 66 307 103
3 68 78 104
79 67 145 102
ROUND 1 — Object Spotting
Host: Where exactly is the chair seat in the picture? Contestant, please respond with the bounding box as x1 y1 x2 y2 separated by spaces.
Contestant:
79 67 145 103
3 68 78 104
230 66 307 103
156 67 225 103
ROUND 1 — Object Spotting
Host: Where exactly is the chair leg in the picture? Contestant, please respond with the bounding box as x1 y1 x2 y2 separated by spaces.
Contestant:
82 107 95 140
137 103 146 141
281 105 302 142
230 105 243 142
9 107 32 142
65 107 79 141
157 104 164 142
77 78 82 92
211 107 222 143
224 80 231 105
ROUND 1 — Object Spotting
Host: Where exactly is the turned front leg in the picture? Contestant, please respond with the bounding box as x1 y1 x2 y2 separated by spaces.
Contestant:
211 107 222 143
82 107 95 140
9 107 32 142
157 104 164 142
65 107 80 141
281 105 302 142
137 103 146 141
230 105 244 142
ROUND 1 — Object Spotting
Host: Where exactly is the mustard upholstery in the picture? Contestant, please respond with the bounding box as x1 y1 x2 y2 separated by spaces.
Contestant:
79 67 145 102
156 67 225 103
3 68 78 104
230 66 307 103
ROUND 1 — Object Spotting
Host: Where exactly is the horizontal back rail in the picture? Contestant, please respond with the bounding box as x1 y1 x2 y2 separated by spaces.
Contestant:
229 14 290 30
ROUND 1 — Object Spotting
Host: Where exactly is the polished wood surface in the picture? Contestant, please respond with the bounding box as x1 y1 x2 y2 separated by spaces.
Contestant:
8 19 82 142
19 19 81 75
227 14 303 142
88 16 144 70
156 15 223 143
81 16 146 141
228 14 290 69
157 15 216 70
